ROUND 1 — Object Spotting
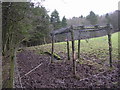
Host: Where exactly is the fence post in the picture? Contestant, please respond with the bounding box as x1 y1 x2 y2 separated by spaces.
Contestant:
78 26 84 59
66 33 70 60
51 34 54 63
70 25 76 76
108 33 112 67
78 31 81 59
106 24 112 67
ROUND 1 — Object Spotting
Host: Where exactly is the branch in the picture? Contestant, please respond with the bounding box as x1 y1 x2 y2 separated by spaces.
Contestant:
20 63 42 78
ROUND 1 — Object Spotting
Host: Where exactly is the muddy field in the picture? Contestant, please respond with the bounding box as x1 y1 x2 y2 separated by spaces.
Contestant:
14 50 119 88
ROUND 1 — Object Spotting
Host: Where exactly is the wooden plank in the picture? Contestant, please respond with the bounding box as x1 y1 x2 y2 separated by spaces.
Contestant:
71 26 76 76
74 25 105 30
50 26 71 35
50 24 113 36
78 28 106 32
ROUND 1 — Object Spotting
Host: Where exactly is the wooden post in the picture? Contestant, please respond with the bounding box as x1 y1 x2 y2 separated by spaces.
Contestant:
78 26 84 59
51 34 54 63
78 31 81 59
66 33 70 60
71 26 76 76
108 33 112 67
106 24 112 67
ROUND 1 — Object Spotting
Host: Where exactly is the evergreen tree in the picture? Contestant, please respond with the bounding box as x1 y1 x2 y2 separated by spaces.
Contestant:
61 16 67 27
86 11 98 25
27 6 50 46
2 2 33 88
50 9 61 29
105 13 111 24
80 15 83 18
2 1 50 88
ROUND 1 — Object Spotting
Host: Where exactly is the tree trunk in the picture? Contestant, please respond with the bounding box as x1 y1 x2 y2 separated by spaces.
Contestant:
44 36 47 44
2 28 16 88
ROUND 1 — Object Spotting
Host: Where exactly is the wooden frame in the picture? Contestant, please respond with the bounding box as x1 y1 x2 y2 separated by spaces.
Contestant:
50 24 113 73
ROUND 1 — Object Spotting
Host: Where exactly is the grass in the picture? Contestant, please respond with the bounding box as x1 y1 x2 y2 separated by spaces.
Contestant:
28 32 119 67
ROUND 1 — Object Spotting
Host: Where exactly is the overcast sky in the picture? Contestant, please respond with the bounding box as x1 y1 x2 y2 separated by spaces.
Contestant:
33 0 119 19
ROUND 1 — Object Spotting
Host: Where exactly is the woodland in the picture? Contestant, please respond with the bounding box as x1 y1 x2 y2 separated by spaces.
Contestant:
1 1 120 88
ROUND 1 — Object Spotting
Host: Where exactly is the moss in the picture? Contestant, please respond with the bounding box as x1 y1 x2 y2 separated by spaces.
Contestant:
78 60 84 64
3 56 14 88
53 53 61 60
17 48 24 52
107 66 115 71
44 51 61 60
112 82 118 85
36 50 61 60
73 74 80 80
37 50 44 54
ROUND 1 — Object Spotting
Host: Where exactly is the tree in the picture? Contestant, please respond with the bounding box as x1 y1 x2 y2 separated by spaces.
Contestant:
86 11 98 25
61 16 67 27
109 11 119 29
2 1 51 88
25 6 50 46
105 13 111 24
80 15 83 18
67 17 90 26
0 2 2 89
50 9 61 29
2 2 36 88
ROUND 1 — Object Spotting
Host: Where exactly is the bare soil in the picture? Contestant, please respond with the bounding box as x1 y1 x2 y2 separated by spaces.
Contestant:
14 50 119 88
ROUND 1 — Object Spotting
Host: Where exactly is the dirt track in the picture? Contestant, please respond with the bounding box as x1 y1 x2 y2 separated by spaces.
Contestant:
14 50 119 88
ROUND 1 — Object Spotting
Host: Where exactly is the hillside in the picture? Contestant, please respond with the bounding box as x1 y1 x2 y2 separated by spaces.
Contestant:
14 32 119 88
29 32 118 63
